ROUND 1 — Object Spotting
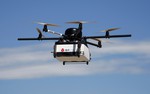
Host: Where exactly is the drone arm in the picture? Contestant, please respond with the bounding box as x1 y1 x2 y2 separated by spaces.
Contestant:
86 41 101 48
47 30 63 36
106 34 132 38
18 37 60 40
85 34 131 39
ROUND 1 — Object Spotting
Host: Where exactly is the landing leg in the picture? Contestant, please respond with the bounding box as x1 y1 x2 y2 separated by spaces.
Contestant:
77 42 81 57
63 61 65 65
86 62 89 65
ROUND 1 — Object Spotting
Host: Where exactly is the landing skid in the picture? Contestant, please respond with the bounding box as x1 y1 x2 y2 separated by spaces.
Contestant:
62 61 89 65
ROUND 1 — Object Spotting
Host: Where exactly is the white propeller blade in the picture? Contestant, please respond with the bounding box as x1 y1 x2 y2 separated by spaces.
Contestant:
66 21 89 24
36 22 60 27
101 28 120 32
36 28 45 38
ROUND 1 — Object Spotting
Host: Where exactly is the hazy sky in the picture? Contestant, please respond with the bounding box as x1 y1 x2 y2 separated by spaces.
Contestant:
0 0 150 94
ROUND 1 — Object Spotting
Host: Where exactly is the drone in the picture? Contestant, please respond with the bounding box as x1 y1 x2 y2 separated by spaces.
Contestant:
18 21 131 65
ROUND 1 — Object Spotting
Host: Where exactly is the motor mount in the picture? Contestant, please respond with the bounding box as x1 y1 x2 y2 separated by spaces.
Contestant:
98 41 102 48
43 25 48 32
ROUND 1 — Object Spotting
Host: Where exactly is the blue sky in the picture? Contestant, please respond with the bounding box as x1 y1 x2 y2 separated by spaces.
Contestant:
0 0 150 94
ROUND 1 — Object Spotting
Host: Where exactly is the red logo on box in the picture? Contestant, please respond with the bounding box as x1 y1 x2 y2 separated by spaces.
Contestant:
61 48 64 52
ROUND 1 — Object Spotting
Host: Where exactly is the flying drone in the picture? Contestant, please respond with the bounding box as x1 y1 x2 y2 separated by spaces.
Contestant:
18 21 131 65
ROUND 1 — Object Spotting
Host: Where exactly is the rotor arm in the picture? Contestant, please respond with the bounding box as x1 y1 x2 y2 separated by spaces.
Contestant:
47 29 63 36
18 37 60 41
86 41 102 48
85 34 131 39
106 34 132 38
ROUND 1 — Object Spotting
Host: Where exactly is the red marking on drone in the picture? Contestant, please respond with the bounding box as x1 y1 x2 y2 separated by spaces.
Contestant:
61 48 64 52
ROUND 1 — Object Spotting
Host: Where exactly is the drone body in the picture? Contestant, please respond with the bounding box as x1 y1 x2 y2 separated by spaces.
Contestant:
18 21 131 65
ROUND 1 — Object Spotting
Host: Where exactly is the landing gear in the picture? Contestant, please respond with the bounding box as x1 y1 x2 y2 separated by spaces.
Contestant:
63 61 89 65
63 61 65 65
86 62 89 65
77 42 81 57
77 51 80 57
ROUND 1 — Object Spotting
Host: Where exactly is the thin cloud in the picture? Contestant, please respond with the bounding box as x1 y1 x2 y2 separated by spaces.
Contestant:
0 63 91 79
0 40 149 79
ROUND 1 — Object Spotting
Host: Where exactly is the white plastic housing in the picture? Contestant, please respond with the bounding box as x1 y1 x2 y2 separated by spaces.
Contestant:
54 43 90 62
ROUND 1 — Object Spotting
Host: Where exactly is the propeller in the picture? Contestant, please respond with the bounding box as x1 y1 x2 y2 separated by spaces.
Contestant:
35 22 59 32
101 28 120 38
101 28 120 32
36 28 44 39
66 21 89 24
36 22 60 27
36 28 42 34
